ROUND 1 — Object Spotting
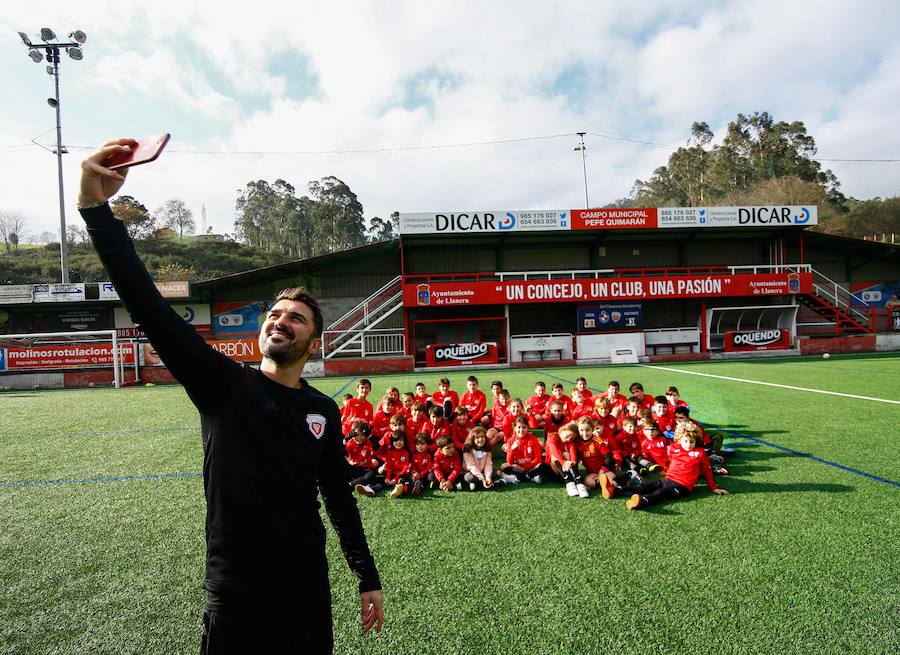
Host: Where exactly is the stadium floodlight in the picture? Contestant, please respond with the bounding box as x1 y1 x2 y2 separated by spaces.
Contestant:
574 132 589 209
19 27 87 283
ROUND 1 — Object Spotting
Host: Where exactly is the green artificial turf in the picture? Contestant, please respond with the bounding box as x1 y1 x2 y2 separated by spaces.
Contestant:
1 354 898 654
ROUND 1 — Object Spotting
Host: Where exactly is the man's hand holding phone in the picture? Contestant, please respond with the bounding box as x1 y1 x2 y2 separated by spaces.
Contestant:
78 135 169 207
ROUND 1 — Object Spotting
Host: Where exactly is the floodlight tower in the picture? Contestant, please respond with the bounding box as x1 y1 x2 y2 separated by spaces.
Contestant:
574 132 589 209
19 28 87 283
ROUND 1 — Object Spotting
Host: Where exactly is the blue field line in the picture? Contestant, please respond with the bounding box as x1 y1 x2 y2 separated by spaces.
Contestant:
707 426 900 489
1 427 194 441
330 378 357 399
535 369 900 490
0 471 202 488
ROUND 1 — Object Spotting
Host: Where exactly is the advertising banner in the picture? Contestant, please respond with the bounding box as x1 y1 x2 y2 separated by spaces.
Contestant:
156 281 191 298
571 208 658 230
11 308 113 333
114 304 211 337
3 342 136 370
849 281 900 308
405 272 812 307
33 283 86 303
207 337 261 362
425 342 498 367
578 303 643 332
212 301 268 335
724 329 792 352
0 285 33 304
398 206 817 234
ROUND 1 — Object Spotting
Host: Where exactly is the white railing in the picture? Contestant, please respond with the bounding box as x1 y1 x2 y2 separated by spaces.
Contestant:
497 269 615 281
321 328 405 359
326 275 402 331
727 264 812 274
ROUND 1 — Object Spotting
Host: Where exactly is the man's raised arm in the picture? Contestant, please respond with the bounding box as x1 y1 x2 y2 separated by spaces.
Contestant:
78 140 230 407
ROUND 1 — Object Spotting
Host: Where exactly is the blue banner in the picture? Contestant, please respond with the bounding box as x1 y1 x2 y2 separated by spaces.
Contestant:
0 347 6 372
578 303 643 332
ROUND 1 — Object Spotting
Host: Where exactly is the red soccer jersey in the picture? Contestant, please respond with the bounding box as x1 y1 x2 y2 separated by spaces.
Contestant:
544 433 578 466
433 449 462 483
665 443 717 492
506 433 543 471
546 394 574 418
575 437 608 474
527 393 550 418
406 415 429 449
635 394 655 410
429 418 452 451
603 393 628 414
491 401 509 430
451 418 475 450
342 397 374 435
460 389 487 423
642 435 669 468
571 403 594 421
431 389 460 414
594 413 618 438
653 408 676 434
668 398 688 412
382 447 412 481
501 412 526 441
410 450 432 479
615 429 642 460
572 388 593 404
370 407 396 439
345 438 377 468
543 413 570 440
414 390 430 406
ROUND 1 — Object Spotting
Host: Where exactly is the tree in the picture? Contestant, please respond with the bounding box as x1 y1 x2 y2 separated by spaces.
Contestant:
66 224 88 246
631 111 846 210
308 176 367 254
0 211 28 254
366 212 398 242
816 196 900 239
111 195 155 239
155 199 195 239
38 230 56 244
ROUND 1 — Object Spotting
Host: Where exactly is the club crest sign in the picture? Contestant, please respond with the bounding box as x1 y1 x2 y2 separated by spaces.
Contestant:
306 414 327 439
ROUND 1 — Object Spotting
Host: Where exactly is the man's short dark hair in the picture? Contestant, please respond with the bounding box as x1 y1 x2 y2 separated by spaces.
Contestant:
273 287 323 337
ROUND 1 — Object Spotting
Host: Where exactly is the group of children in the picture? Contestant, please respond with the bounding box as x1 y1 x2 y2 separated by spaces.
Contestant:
340 375 732 510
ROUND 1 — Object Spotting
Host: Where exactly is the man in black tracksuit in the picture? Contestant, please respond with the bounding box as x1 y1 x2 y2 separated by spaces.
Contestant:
78 139 383 654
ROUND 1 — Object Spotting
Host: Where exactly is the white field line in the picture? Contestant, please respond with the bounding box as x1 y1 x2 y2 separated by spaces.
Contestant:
636 363 900 405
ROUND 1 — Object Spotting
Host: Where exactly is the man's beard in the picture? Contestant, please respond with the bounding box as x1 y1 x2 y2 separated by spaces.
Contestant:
259 328 313 365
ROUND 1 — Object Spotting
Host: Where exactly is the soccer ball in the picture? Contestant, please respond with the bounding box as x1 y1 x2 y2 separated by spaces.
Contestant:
822 353 830 359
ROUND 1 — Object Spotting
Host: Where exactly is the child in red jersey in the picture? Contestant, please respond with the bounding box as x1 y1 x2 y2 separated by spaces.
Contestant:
570 389 594 421
339 393 353 426
526 381 548 429
621 397 642 426
500 417 544 484
640 423 667 472
462 427 502 490
546 383 574 418
375 414 407 459
346 421 380 492
356 430 412 498
451 406 475 450
414 382 430 408
602 380 629 417
500 397 526 447
593 397 617 437
574 417 611 493
571 377 593 404
399 392 415 420
666 386 688 412
544 422 589 498
431 377 460 420
428 405 452 451
543 400 569 440
652 395 676 438
624 423 729 510
629 382 655 410
485 380 504 427
408 434 432 496
432 435 463 491
460 375 488 425
672 406 728 473
406 402 430 450
342 378 374 436
370 394 398 440
614 416 644 484
487 388 510 447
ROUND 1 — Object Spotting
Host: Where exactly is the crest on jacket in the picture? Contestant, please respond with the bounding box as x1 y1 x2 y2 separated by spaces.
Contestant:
306 413 327 439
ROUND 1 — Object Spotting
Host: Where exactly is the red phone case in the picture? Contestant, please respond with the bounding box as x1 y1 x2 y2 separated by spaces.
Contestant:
106 134 171 170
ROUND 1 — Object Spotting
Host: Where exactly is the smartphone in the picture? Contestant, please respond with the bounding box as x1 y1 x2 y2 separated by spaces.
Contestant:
105 133 171 170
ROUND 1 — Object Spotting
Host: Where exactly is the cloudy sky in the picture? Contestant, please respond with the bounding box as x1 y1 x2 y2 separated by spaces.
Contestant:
2 1 899 240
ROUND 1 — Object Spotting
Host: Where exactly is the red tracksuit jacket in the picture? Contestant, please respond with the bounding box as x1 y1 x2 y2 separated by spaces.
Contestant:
544 432 578 466
506 433 542 471
410 450 432 479
382 447 412 482
460 390 487 423
432 449 462 483
665 443 717 493
345 439 377 468
342 397 374 435
642 435 669 468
